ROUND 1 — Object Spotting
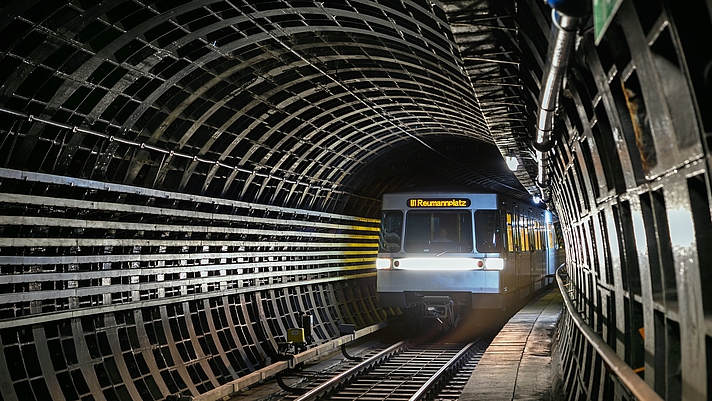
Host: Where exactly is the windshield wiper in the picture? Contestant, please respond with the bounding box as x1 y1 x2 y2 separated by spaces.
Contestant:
436 246 460 257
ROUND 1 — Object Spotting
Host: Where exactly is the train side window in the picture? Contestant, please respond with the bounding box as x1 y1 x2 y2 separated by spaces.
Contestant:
519 215 528 251
506 213 514 252
379 211 403 252
475 210 501 253
537 221 544 250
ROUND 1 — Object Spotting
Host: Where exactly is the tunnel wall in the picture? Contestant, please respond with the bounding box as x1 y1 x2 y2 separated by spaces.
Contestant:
548 0 712 400
0 2 479 400
0 167 385 401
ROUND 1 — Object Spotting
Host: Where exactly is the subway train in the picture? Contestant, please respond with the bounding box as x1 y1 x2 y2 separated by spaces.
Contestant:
376 191 563 328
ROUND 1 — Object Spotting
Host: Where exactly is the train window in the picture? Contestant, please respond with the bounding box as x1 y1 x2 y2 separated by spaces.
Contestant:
518 215 526 251
532 220 540 250
403 211 473 253
474 210 501 253
536 221 543 250
379 211 403 252
506 213 514 252
527 216 533 250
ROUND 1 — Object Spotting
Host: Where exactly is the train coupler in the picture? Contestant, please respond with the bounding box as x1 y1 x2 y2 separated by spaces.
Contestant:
421 296 454 324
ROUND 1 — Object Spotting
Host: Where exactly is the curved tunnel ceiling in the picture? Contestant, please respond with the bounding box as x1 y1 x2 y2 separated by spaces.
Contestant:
0 0 550 214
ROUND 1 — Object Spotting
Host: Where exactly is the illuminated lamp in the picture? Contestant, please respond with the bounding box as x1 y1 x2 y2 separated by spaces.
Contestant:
505 155 519 171
484 258 504 270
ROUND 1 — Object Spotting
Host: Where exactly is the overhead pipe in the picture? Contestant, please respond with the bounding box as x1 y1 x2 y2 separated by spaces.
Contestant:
534 1 587 201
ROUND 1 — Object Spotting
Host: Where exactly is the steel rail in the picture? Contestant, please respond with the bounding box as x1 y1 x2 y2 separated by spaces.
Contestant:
293 341 409 401
408 340 479 401
556 265 664 401
195 323 388 401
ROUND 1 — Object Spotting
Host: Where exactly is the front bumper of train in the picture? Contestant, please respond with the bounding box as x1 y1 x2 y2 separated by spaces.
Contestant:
376 269 502 294
376 256 504 270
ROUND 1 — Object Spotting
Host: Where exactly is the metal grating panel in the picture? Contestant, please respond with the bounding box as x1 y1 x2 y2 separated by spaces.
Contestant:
548 0 712 399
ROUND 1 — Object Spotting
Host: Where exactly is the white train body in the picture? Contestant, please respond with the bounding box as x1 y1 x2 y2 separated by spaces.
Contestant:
377 191 562 312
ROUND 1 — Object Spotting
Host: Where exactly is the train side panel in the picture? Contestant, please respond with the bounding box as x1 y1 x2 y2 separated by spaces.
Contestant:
377 191 562 313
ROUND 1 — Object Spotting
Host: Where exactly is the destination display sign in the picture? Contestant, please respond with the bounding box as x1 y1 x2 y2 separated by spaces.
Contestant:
407 198 470 208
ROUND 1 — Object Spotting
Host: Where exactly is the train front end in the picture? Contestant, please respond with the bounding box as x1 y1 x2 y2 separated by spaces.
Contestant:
376 192 505 326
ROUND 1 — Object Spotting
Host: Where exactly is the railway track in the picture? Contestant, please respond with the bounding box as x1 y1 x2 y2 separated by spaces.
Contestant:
282 339 488 400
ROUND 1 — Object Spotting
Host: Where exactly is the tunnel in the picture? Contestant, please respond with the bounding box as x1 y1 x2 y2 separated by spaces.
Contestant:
0 0 710 400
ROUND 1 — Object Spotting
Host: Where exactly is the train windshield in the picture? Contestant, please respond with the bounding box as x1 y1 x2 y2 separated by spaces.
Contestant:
404 211 473 253
379 211 403 252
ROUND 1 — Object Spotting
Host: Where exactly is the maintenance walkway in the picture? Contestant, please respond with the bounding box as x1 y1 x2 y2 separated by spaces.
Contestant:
461 289 563 400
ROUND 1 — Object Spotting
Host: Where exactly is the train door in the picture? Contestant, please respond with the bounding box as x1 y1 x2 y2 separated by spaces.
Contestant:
517 208 532 298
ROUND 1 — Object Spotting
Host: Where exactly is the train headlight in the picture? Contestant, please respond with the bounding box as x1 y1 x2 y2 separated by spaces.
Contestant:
376 258 392 269
484 258 504 270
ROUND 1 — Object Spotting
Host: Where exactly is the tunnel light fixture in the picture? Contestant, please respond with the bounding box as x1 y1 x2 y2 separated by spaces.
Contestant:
505 155 519 171
533 195 541 204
